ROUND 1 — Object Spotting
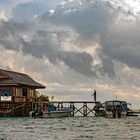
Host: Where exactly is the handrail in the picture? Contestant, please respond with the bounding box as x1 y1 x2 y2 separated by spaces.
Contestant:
0 103 26 117
0 103 26 116
12 103 26 110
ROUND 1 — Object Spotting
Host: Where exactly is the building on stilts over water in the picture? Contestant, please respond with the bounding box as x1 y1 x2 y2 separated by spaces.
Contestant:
0 69 45 117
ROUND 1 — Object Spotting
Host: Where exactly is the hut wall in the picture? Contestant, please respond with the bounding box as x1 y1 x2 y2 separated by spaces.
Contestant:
0 86 37 103
13 87 36 102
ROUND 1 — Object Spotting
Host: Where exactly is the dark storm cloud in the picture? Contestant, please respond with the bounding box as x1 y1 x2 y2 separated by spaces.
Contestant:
13 2 49 20
0 0 15 5
2 20 27 31
0 20 27 50
98 54 115 77
21 36 59 64
0 0 10 3
101 19 140 69
60 51 96 76
21 31 96 77
102 44 140 69
41 1 114 39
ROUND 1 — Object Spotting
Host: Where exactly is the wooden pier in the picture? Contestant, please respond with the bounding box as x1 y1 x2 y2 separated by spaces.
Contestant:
32 101 98 117
0 101 101 117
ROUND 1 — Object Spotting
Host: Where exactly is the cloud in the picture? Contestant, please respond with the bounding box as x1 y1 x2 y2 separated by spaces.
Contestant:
0 10 9 22
40 1 118 77
13 1 49 20
21 31 96 76
0 20 27 51
41 1 114 39
60 51 96 76
101 18 140 69
40 0 140 73
98 54 115 77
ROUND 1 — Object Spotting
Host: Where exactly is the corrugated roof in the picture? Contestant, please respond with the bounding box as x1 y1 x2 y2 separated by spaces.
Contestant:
0 69 45 89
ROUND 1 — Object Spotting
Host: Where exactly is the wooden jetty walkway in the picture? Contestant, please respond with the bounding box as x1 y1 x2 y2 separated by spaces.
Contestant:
1 101 140 117
32 101 98 117
0 101 99 117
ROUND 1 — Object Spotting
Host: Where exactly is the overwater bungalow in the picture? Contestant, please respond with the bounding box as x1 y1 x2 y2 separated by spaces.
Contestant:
0 69 45 116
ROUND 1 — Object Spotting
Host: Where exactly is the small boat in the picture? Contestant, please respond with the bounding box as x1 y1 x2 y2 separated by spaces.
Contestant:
95 100 138 118
103 100 127 118
30 106 71 118
42 110 71 118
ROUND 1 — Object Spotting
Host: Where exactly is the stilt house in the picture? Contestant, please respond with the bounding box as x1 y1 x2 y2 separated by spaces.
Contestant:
0 69 45 103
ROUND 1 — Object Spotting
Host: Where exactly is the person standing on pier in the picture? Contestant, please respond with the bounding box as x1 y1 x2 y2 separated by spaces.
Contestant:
92 89 97 102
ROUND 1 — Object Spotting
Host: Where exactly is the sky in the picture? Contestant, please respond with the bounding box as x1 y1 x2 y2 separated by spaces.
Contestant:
0 0 140 108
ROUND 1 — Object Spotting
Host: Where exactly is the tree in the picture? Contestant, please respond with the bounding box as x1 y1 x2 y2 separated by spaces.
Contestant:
36 92 49 102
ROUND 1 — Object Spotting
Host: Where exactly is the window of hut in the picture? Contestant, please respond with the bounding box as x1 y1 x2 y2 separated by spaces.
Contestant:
23 88 27 97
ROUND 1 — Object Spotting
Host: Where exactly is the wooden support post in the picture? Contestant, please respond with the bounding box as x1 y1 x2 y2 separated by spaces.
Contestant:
58 102 60 110
70 102 75 116
22 105 24 116
83 103 87 116
61 102 63 110
32 102 34 111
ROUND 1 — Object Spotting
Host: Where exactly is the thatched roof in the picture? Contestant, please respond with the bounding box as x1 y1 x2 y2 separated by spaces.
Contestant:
0 69 45 89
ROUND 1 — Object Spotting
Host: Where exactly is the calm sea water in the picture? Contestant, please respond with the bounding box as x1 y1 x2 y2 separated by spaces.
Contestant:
0 116 140 140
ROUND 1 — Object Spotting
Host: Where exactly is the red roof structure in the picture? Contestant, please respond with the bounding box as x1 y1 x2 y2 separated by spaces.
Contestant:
0 69 45 89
